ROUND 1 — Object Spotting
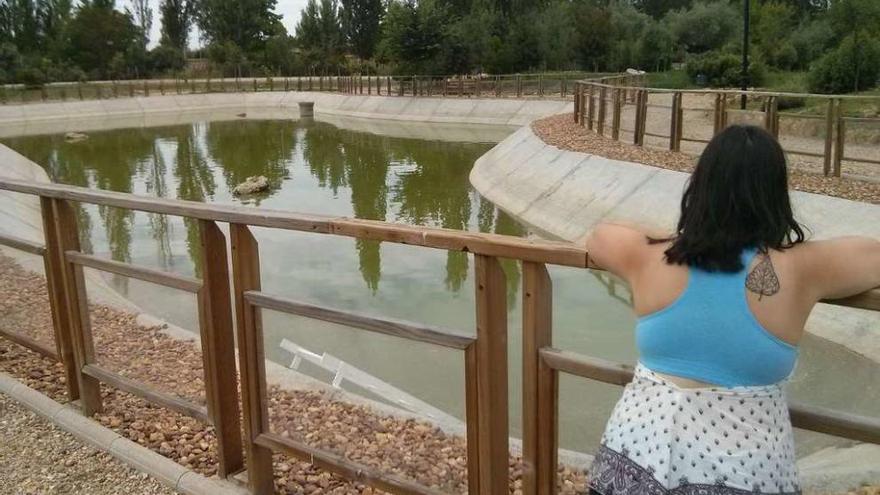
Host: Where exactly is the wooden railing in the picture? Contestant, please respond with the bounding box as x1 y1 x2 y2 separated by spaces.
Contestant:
573 76 880 178
0 72 603 105
0 177 877 495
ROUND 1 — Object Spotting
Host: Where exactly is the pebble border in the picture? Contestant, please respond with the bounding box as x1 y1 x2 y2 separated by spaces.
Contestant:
0 371 247 495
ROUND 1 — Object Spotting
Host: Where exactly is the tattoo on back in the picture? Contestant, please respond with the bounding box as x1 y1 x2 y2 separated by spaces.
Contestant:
746 252 780 300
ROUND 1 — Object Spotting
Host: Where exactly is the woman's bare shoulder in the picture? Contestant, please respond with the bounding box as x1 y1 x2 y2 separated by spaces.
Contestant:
781 237 880 301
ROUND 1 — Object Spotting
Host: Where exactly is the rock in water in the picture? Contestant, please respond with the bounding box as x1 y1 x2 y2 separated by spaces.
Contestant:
232 175 270 196
64 132 89 143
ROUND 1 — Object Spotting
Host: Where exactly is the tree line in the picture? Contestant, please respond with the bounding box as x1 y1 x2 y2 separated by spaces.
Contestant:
1 0 878 94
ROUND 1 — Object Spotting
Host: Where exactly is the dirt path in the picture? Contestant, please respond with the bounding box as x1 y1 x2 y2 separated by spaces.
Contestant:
0 393 179 495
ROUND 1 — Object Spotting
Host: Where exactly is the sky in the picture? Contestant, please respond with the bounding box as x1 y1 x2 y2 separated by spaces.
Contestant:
136 0 309 48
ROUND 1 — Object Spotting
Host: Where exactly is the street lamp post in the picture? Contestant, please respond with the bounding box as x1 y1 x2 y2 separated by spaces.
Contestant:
741 0 750 110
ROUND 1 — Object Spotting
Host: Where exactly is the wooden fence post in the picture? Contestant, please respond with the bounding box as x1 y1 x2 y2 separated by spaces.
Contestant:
40 197 80 402
587 85 595 130
230 224 274 494
459 75 465 98
597 86 607 136
560 77 565 98
823 98 835 176
834 100 844 177
51 199 103 416
521 262 552 495
516 74 522 98
535 350 558 495
764 96 779 137
573 83 580 123
634 90 648 146
197 220 245 479
670 92 682 151
578 86 586 127
612 88 622 141
538 74 544 97
474 255 509 495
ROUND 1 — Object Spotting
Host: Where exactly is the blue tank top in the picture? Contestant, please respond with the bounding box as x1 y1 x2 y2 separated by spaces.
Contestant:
636 247 798 388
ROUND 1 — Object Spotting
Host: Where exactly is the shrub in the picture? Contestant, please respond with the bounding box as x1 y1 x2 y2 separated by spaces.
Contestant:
150 45 187 74
666 0 739 54
808 35 880 94
16 66 47 88
686 50 766 88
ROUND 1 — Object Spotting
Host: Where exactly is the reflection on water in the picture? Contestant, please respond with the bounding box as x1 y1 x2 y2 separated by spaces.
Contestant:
3 118 878 458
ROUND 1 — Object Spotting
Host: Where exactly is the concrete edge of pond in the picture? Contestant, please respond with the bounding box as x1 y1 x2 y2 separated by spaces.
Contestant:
0 91 571 131
0 371 250 495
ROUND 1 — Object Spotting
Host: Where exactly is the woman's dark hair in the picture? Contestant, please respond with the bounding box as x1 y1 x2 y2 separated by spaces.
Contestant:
659 125 805 272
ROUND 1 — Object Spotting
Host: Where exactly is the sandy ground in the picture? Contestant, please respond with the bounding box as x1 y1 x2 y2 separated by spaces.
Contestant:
0 393 179 495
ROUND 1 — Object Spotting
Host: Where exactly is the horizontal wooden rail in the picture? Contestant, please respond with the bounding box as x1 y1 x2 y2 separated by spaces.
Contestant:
255 433 446 495
0 233 46 256
539 348 880 445
244 290 473 350
65 251 202 293
82 364 209 422
0 327 58 359
0 179 589 268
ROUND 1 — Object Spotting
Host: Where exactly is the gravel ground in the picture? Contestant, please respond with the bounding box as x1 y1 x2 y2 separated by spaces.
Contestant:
533 114 880 205
0 393 179 495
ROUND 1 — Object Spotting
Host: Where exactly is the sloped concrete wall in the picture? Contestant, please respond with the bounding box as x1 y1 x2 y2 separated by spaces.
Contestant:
0 92 570 137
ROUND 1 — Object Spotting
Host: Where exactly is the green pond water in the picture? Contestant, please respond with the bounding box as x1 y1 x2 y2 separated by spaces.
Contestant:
3 117 878 458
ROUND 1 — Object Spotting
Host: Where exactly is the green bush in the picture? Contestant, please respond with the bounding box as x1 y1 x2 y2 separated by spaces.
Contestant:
15 66 47 88
807 35 880 94
150 45 187 74
686 50 766 88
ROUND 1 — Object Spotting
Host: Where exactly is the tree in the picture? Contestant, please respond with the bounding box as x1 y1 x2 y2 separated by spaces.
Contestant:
630 0 692 18
666 0 739 54
340 0 383 59
753 1 798 69
808 34 880 93
296 0 343 70
159 0 191 52
66 0 139 77
129 0 152 48
196 0 282 52
573 1 613 71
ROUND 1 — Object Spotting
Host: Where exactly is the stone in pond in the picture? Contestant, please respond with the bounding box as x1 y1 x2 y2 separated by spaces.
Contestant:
64 132 89 143
233 175 270 195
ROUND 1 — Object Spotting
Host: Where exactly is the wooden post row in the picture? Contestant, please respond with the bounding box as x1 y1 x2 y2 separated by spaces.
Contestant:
230 224 275 494
521 262 554 495
573 83 581 123
833 99 844 177
40 197 81 402
597 87 607 136
473 255 510 494
611 88 622 141
587 86 595 131
823 98 835 176
50 199 103 415
670 92 682 151
197 220 245 478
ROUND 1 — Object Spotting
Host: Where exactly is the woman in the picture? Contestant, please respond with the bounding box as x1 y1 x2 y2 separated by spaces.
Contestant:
584 125 880 494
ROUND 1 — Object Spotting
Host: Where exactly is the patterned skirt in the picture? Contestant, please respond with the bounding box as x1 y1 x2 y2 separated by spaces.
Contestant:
588 364 801 495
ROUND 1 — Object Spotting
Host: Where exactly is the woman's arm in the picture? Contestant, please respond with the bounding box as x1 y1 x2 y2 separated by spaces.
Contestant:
799 236 880 302
584 223 659 281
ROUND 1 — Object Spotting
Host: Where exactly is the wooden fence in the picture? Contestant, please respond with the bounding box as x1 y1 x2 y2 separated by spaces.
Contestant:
574 75 880 178
0 178 877 495
0 73 603 105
